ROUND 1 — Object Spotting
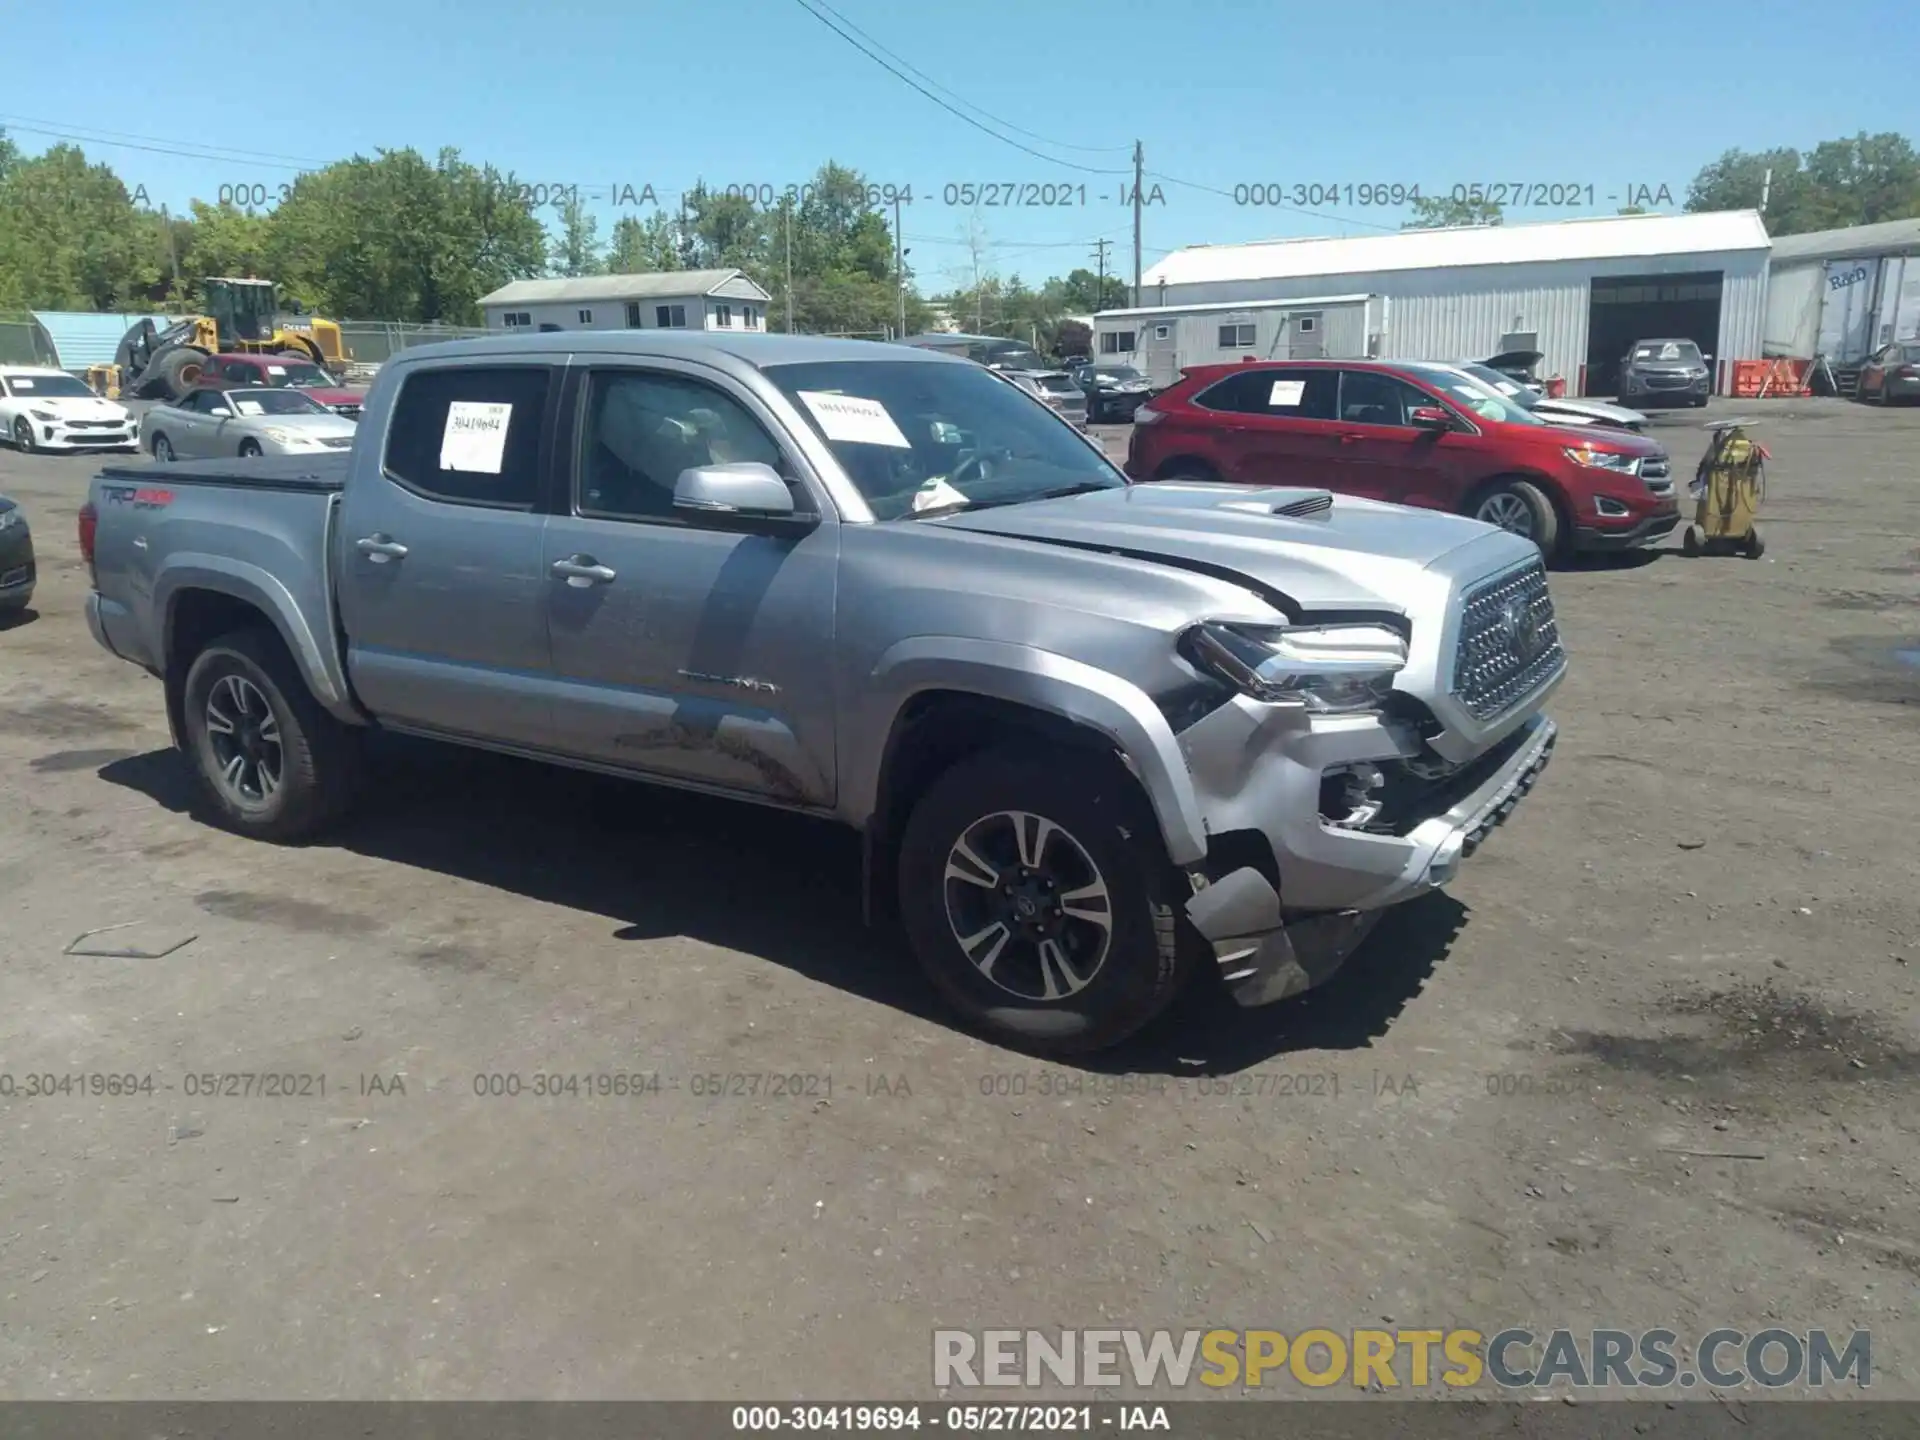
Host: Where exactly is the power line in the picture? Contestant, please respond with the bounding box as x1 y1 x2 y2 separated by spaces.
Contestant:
801 0 1130 156
790 0 1130 176
0 118 318 171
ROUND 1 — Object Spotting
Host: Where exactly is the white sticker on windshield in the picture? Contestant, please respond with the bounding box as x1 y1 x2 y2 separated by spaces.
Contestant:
266 364 286 375
797 390 911 448
235 398 265 416
439 401 513 473
12 378 34 390
1268 380 1306 407
1496 381 1520 394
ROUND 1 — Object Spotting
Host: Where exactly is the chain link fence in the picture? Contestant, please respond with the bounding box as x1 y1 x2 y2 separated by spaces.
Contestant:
337 320 489 370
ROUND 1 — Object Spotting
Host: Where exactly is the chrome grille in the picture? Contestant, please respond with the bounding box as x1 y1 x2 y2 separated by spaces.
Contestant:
1452 561 1564 720
1640 455 1673 496
318 436 355 449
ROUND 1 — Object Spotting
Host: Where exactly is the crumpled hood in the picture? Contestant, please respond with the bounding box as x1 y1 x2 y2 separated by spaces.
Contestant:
930 481 1531 613
1534 396 1647 427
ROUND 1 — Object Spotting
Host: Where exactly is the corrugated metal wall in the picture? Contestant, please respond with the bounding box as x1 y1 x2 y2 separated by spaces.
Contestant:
1139 249 1770 395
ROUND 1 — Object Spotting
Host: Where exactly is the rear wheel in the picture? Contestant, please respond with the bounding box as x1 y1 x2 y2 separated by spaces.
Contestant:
1469 477 1560 557
1683 523 1706 557
898 747 1190 1054
180 627 363 841
1155 461 1219 484
1743 525 1766 560
11 416 33 453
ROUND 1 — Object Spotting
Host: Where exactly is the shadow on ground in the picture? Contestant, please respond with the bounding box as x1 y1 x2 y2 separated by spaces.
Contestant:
0 605 40 631
100 738 1470 1073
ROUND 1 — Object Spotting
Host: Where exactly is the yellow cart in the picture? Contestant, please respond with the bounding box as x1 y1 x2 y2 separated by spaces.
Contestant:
1683 418 1768 559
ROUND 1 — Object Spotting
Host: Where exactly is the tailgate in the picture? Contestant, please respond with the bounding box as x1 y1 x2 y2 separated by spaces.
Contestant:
88 458 344 680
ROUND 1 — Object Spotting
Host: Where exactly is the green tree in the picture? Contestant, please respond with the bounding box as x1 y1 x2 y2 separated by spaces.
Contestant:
1684 133 1920 234
265 147 546 321
1059 267 1128 313
550 194 603 277
0 142 159 310
606 213 681 273
1401 193 1504 229
179 201 273 295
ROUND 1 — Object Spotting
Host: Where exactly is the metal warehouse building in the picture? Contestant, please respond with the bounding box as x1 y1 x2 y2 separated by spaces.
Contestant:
1764 217 1920 364
1095 211 1770 397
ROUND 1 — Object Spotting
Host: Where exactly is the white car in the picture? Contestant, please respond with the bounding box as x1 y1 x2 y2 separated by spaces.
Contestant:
0 367 140 453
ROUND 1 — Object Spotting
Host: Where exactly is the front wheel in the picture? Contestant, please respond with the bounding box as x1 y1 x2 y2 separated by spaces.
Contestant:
238 439 263 458
898 747 1190 1054
180 628 363 841
1469 477 1559 557
12 416 35 453
151 433 175 462
1683 523 1706 557
1743 525 1766 560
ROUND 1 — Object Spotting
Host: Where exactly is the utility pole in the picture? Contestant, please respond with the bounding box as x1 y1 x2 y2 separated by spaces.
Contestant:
784 203 794 334
1760 166 1772 214
1131 140 1144 307
893 194 906 340
160 203 181 297
1091 238 1111 312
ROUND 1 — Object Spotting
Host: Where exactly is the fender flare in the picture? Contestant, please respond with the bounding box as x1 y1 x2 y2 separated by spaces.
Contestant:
154 554 360 723
849 635 1210 865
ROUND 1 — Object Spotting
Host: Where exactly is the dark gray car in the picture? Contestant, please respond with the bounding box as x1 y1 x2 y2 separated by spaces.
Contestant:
1620 338 1713 408
1073 362 1154 423
0 493 33 615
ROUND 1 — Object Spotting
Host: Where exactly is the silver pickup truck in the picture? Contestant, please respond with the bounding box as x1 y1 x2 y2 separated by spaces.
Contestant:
82 331 1563 1053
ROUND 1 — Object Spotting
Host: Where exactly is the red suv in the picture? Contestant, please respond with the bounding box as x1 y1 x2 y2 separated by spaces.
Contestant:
1126 359 1678 558
205 353 363 419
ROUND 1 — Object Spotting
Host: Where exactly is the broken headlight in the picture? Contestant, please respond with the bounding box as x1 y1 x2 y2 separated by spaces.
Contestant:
1180 620 1408 714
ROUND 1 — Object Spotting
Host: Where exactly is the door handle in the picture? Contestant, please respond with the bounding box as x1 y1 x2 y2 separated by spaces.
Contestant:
1338 433 1365 444
551 554 617 587
355 534 409 562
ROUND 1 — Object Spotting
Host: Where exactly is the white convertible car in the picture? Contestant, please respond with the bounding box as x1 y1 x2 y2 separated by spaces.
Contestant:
0 366 140 453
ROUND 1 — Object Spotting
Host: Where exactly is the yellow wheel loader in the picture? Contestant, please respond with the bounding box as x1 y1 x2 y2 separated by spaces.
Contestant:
105 278 350 402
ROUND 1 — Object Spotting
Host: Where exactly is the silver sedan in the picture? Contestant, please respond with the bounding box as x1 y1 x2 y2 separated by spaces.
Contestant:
143 386 359 463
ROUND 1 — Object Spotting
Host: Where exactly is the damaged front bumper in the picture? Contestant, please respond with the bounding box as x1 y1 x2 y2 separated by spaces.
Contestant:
1182 713 1557 1007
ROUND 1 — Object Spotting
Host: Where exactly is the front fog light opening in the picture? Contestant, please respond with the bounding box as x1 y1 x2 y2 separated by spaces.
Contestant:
1594 495 1631 518
1320 762 1386 830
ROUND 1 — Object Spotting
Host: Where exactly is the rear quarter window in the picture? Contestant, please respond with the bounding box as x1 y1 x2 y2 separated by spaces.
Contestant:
382 366 551 508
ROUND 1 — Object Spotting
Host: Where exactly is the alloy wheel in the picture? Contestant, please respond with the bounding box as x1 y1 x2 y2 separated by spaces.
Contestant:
204 673 283 807
1476 491 1535 537
942 809 1113 1001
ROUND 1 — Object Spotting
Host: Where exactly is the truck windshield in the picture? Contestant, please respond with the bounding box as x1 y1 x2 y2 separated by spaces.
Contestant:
224 389 328 416
765 358 1126 520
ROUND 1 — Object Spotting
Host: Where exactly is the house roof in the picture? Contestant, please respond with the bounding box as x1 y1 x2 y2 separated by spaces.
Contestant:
1142 211 1771 289
30 311 177 369
479 269 765 307
1769 217 1920 264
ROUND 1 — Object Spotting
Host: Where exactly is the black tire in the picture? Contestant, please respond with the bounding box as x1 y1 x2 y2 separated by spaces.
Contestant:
1155 460 1219 484
898 746 1191 1054
1744 526 1766 560
180 627 363 842
1683 523 1705 557
238 439 263 458
151 432 174 462
1468 476 1560 557
12 415 34 453
151 347 207 402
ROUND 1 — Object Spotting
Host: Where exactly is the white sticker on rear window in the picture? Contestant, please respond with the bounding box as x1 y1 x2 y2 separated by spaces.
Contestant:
234 399 265 416
440 401 513 473
797 390 911 448
12 378 35 390
1268 379 1306 407
266 364 286 375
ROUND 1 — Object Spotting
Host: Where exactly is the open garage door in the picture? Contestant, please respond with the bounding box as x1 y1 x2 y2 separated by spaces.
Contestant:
1586 272 1723 396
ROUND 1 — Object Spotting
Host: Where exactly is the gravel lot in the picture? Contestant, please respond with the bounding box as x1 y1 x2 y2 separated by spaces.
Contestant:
0 400 1916 1402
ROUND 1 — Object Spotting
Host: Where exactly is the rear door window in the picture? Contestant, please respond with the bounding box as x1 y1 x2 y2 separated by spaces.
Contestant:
1196 368 1337 419
382 366 552 508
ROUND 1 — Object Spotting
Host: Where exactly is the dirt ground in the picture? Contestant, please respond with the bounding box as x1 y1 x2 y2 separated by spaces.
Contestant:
0 399 1915 1404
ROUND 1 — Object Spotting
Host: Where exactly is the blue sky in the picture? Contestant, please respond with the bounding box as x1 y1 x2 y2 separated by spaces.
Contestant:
5 0 1917 291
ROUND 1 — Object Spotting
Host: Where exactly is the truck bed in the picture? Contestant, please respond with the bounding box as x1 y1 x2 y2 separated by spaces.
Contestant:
95 452 349 493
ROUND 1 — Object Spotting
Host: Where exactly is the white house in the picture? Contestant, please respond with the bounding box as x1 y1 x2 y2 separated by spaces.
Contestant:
479 269 773 335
